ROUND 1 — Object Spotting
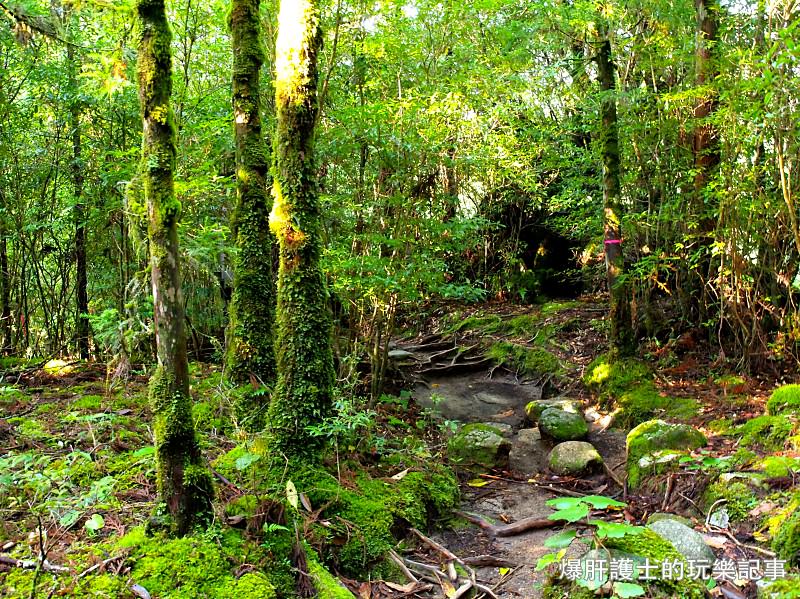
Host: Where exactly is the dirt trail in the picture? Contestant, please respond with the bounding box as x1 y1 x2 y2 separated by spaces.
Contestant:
412 367 627 598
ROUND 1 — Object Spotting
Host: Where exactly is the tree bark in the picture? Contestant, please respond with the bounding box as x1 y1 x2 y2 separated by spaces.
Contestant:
597 37 633 355
226 0 276 429
0 216 10 354
267 0 335 456
136 0 213 535
693 0 720 211
68 43 89 360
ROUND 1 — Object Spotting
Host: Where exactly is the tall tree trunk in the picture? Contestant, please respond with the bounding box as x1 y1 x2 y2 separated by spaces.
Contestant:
68 43 89 360
597 36 633 355
0 217 10 354
226 0 276 429
136 0 213 535
693 0 720 206
267 0 334 456
692 0 720 322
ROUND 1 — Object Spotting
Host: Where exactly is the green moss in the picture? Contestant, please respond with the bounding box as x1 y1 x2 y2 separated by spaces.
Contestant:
308 552 356 598
73 394 104 411
768 384 800 415
761 456 800 478
447 423 511 470
737 414 797 451
606 529 706 599
115 527 277 598
446 313 503 333
702 481 756 522
773 508 800 565
585 353 698 427
626 420 706 489
487 341 562 376
279 464 458 577
760 574 800 597
707 417 733 434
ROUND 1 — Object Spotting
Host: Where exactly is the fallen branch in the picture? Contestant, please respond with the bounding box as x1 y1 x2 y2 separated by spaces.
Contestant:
77 556 123 579
455 511 558 537
0 555 69 574
463 555 517 568
387 549 418 584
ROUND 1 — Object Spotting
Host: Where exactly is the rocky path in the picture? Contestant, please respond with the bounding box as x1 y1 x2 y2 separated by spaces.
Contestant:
410 367 628 598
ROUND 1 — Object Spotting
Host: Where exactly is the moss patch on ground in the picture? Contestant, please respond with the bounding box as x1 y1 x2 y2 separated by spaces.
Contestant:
487 341 562 376
584 352 698 427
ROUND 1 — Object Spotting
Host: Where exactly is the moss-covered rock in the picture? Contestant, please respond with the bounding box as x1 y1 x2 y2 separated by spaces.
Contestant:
772 507 800 565
647 518 716 564
767 384 800 416
447 423 512 470
548 441 602 476
525 398 581 424
538 408 588 442
626 420 706 489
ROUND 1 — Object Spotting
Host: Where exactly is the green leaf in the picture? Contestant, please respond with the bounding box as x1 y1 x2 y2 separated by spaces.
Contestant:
535 548 566 571
84 513 105 532
59 510 81 528
581 495 626 509
589 519 644 539
234 452 260 471
543 529 577 548
613 582 646 598
133 446 154 457
548 503 589 523
545 497 582 510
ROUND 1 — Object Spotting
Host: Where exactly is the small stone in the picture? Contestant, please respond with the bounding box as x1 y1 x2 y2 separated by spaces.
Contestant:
548 441 603 476
387 349 414 360
525 398 581 424
647 519 716 564
538 407 588 442
509 428 549 474
447 424 511 470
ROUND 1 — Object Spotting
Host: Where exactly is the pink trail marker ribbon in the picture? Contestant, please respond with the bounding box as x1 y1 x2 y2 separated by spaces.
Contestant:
604 239 622 245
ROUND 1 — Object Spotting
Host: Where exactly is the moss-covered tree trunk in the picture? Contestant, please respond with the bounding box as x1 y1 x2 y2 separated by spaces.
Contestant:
267 0 334 456
136 0 213 534
597 36 633 355
226 0 276 427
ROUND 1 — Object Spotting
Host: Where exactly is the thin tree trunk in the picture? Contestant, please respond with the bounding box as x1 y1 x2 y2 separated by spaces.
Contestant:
267 0 335 456
0 218 10 354
597 36 633 355
226 0 276 429
136 0 213 535
68 44 89 360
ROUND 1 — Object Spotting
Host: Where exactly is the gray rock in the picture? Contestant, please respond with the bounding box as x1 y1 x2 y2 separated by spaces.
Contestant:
481 422 513 437
646 513 692 527
447 424 511 470
509 428 549 474
647 519 716 564
548 441 603 476
387 349 415 360
538 407 588 441
525 398 581 424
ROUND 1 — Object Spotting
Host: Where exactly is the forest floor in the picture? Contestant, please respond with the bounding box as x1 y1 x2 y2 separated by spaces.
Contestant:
0 297 798 598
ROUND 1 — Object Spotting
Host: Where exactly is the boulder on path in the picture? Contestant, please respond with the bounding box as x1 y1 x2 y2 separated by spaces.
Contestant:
525 398 581 424
548 441 603 476
447 423 511 470
626 420 706 489
538 407 588 442
508 428 549 474
647 518 716 564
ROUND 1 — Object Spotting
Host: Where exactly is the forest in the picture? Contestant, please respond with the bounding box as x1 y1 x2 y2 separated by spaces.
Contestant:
1 0 800 597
